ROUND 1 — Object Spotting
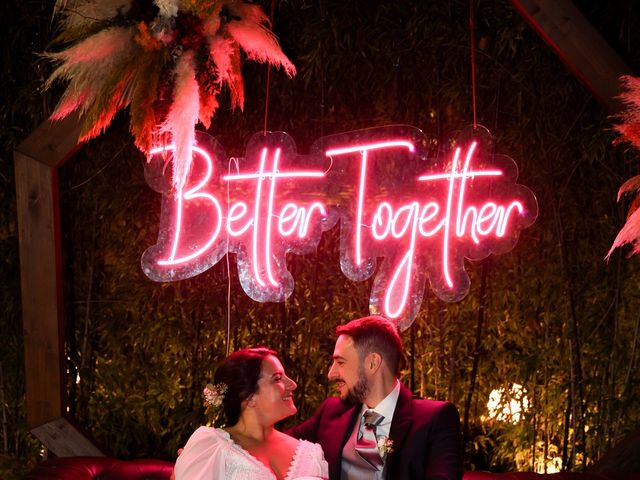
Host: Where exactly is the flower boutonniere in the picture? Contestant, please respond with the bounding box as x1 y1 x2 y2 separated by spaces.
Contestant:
377 436 394 458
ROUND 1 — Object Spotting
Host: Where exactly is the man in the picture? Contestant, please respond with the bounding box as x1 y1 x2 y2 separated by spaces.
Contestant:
288 315 463 480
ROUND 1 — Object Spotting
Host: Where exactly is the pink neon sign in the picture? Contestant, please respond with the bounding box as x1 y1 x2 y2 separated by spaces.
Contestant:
141 126 537 329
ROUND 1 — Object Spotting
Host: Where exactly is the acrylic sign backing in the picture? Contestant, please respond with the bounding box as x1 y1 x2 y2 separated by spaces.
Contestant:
141 125 538 330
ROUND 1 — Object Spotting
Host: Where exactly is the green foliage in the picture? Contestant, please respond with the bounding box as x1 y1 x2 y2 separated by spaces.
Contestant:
0 0 56 474
4 0 640 474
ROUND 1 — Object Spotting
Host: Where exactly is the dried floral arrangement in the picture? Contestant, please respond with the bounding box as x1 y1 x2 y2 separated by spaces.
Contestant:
46 0 296 191
609 76 640 258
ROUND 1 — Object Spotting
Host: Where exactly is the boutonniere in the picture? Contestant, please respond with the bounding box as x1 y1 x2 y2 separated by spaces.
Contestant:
377 436 394 457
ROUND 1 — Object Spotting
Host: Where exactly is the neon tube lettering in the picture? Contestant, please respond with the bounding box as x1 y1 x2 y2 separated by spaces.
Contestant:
142 127 537 329
152 145 223 266
326 140 416 266
223 147 327 289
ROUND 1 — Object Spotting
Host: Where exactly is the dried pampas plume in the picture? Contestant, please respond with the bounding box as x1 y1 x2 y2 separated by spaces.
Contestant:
46 0 296 190
608 76 640 259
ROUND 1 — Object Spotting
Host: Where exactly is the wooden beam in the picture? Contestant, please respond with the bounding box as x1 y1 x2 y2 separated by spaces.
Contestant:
14 154 64 430
14 112 102 455
511 0 632 114
16 114 83 168
30 417 105 457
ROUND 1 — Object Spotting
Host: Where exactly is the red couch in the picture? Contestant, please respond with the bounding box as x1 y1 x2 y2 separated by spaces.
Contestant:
25 457 174 479
25 457 639 480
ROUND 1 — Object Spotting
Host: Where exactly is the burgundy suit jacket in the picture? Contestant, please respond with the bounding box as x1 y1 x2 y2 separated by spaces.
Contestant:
287 383 463 480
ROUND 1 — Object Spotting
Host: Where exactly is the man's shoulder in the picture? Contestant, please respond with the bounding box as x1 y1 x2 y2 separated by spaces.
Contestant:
401 384 456 411
319 396 346 406
316 396 357 415
411 396 457 410
411 397 450 408
408 397 461 427
287 396 357 440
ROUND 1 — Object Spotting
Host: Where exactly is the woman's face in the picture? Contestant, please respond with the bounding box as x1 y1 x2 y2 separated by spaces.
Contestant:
251 355 297 423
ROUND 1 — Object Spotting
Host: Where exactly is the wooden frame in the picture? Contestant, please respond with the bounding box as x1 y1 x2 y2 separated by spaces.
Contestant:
14 113 103 456
511 0 630 114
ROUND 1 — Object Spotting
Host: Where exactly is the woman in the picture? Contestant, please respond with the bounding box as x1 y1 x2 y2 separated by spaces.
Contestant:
174 347 328 479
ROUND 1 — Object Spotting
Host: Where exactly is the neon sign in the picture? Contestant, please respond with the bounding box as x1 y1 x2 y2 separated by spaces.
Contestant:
141 125 537 329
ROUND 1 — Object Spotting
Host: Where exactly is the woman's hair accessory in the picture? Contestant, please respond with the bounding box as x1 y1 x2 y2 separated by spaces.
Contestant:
203 382 228 408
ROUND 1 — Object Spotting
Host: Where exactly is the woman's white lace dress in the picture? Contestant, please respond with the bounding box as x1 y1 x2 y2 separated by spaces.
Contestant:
174 427 329 480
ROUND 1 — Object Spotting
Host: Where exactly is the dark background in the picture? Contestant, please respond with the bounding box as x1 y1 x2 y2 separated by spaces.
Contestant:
2 0 640 476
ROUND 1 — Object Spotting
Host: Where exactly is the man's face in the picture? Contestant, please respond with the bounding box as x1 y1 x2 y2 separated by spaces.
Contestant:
328 334 369 404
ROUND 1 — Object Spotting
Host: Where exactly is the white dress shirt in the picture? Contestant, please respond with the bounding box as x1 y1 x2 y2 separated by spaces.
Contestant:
352 380 401 479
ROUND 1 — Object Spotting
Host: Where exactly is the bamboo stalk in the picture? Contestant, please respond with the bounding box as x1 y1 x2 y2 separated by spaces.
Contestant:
0 363 8 454
436 305 445 399
463 258 490 444
553 194 586 470
614 308 640 438
410 314 416 392
299 247 320 418
543 308 550 473
532 380 537 472
561 391 572 471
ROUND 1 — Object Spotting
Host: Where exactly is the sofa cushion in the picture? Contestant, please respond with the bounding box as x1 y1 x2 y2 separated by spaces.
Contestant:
464 473 640 480
25 457 174 480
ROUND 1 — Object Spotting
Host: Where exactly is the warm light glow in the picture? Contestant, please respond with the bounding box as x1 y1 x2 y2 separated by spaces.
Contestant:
417 141 521 288
151 144 223 266
487 383 530 423
326 140 416 267
325 140 416 156
142 127 537 327
354 136 526 318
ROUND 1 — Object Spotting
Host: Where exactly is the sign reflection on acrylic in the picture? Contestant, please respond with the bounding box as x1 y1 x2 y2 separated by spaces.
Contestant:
141 125 538 329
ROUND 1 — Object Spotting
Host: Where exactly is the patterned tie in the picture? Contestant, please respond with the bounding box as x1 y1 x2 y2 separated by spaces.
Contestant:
355 410 384 470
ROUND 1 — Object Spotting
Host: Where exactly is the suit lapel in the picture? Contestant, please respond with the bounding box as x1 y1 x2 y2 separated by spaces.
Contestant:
327 403 361 480
385 383 413 478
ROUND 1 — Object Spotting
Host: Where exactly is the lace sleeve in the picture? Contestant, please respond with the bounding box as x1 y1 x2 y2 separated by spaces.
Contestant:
286 440 329 480
174 427 228 480
312 442 329 478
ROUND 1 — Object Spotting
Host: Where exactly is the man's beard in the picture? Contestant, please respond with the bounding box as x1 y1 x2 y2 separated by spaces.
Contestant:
340 371 369 405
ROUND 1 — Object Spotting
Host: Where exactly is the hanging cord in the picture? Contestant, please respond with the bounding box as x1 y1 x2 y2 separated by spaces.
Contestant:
263 0 277 133
469 0 477 130
226 0 276 354
225 157 240 356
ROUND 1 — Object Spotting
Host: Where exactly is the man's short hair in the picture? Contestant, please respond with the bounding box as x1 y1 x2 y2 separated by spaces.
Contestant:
336 316 403 375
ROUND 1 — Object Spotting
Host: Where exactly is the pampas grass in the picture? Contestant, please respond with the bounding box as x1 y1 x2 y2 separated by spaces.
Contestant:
208 36 244 110
607 205 640 259
609 76 640 258
160 51 200 191
225 2 296 78
46 0 296 189
54 0 133 41
614 75 640 150
47 27 135 121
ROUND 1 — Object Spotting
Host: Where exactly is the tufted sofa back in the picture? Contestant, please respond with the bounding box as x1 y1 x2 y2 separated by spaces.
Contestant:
25 457 174 480
463 473 640 480
25 457 639 480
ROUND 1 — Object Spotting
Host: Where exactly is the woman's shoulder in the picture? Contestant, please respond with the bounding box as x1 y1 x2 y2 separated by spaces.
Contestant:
185 426 232 447
174 427 234 479
273 431 322 456
274 429 301 447
286 438 328 480
296 439 325 457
